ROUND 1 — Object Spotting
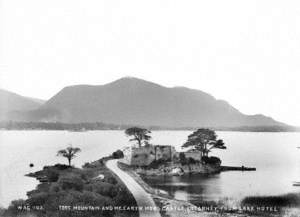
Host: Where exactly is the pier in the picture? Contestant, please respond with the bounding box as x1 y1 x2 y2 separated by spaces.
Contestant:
221 165 256 171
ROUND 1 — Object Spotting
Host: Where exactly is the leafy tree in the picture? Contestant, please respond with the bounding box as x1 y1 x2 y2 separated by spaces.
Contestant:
182 128 226 157
179 152 187 164
112 149 124 159
125 127 151 147
57 145 81 166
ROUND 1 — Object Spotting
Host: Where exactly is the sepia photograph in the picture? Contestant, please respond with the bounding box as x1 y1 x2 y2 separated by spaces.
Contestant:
0 1 300 217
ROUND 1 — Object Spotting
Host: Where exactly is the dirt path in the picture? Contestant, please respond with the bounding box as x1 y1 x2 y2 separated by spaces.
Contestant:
106 159 161 217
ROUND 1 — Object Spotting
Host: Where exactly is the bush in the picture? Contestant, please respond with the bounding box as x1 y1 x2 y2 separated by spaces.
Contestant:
47 169 60 182
187 157 197 164
45 164 71 170
112 150 124 159
69 168 96 181
145 159 164 169
242 193 300 207
104 176 118 185
58 174 84 191
82 162 97 169
27 192 49 206
85 182 118 198
179 152 187 165
4 199 27 217
202 156 221 165
49 183 60 193
113 187 136 207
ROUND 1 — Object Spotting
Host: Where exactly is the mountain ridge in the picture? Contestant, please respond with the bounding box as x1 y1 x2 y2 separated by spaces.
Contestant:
0 77 288 128
0 89 45 120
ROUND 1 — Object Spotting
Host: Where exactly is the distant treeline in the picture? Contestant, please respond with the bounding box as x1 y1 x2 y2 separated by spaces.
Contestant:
213 125 299 132
0 121 129 131
0 121 298 132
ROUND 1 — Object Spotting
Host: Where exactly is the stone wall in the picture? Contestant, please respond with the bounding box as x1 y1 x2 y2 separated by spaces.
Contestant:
183 150 202 161
122 145 155 166
122 144 177 166
155 145 177 161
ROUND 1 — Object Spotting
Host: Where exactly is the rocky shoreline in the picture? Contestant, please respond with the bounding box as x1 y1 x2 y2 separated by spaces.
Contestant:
134 162 222 176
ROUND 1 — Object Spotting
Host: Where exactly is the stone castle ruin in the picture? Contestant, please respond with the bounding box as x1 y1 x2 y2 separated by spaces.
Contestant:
122 144 202 166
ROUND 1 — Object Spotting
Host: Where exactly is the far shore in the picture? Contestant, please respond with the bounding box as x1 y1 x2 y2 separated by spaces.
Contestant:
0 122 299 132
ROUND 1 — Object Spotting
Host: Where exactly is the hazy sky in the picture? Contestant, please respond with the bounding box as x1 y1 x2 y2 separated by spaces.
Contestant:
1 0 300 125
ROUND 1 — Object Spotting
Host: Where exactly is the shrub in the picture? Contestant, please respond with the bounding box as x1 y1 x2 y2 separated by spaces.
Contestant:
46 164 71 170
187 157 196 164
5 199 27 216
82 162 97 169
146 159 166 169
242 193 300 207
104 176 118 185
27 192 49 206
202 156 221 165
113 187 136 207
58 174 84 191
69 168 96 181
85 182 118 198
49 183 60 193
179 152 187 165
47 170 60 182
112 150 124 159
42 191 65 212
0 207 5 217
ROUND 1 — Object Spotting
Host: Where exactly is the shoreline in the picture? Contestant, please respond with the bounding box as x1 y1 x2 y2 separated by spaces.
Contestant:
116 161 246 217
1 121 298 132
115 161 299 217
117 161 206 217
1 129 299 132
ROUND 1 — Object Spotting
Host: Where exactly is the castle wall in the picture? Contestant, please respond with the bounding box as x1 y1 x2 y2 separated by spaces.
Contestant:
122 145 202 166
184 151 202 161
122 144 177 166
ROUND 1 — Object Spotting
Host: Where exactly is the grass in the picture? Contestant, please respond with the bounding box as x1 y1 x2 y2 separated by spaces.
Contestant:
241 193 300 207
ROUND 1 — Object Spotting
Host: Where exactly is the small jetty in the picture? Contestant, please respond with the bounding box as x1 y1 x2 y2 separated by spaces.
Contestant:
221 165 256 171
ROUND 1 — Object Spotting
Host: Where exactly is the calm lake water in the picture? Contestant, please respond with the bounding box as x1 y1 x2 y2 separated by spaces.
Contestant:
0 130 300 207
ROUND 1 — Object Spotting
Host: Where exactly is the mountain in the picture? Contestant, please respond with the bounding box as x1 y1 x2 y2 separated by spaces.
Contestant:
11 77 286 128
0 89 45 120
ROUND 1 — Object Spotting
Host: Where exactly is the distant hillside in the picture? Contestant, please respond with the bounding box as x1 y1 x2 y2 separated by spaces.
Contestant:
8 77 286 128
0 89 45 120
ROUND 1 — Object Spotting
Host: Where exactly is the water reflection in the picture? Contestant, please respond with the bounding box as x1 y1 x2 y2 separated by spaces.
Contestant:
142 173 223 204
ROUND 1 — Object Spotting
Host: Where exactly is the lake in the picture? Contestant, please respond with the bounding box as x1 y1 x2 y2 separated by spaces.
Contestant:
0 130 300 207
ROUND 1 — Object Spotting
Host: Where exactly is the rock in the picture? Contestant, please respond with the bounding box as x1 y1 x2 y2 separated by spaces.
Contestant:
93 174 105 180
170 167 184 176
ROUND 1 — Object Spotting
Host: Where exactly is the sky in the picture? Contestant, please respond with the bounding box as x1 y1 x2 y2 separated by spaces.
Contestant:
0 0 300 126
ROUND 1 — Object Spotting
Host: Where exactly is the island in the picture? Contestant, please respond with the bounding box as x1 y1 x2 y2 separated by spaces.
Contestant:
119 127 255 176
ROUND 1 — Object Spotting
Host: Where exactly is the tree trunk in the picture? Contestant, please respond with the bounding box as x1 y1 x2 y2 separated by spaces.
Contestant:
68 158 71 166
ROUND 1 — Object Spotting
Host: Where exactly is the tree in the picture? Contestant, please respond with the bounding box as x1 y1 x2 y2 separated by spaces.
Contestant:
57 145 81 166
182 128 226 157
125 127 151 147
179 152 187 165
112 149 124 159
